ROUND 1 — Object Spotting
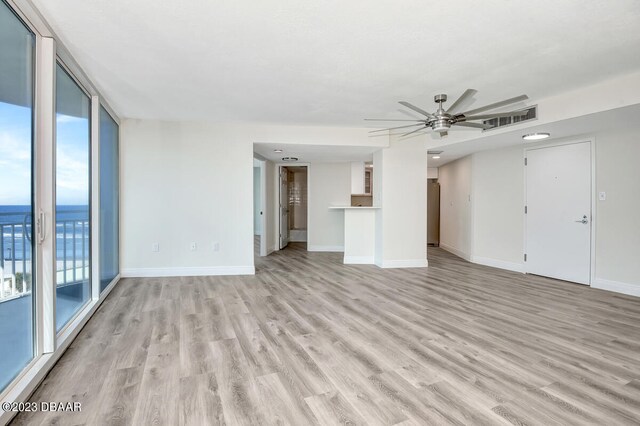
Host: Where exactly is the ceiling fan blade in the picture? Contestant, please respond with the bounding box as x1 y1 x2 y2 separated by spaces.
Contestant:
369 123 425 133
364 118 423 121
455 122 494 130
460 94 529 116
402 129 430 140
398 101 434 118
398 109 423 120
402 126 427 137
463 111 529 120
369 131 418 138
446 89 477 114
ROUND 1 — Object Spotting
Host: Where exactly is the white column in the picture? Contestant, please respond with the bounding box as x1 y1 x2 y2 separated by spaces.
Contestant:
374 135 428 268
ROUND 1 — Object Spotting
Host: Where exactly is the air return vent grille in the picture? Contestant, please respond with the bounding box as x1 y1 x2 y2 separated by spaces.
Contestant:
482 105 537 131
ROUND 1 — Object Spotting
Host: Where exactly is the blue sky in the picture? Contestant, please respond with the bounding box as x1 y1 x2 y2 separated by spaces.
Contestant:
0 101 89 206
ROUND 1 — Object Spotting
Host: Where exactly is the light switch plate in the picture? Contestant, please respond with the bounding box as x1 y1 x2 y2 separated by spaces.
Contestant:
598 191 606 201
152 243 160 252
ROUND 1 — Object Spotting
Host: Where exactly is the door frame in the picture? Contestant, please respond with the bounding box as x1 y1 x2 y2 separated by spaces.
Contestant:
252 159 267 257
276 163 310 251
523 136 597 285
259 161 267 256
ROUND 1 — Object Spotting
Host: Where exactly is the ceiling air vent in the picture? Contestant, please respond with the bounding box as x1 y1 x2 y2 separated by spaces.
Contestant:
482 105 537 131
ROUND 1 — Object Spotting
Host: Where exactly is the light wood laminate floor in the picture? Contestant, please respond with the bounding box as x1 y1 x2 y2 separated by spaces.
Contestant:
11 245 640 425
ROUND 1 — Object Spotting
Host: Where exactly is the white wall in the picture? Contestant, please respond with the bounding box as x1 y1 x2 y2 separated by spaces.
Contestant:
120 120 254 276
350 161 365 194
438 155 472 260
471 146 524 270
307 163 351 251
594 127 640 289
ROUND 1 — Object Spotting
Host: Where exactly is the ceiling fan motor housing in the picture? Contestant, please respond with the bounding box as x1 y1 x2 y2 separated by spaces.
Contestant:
432 118 451 132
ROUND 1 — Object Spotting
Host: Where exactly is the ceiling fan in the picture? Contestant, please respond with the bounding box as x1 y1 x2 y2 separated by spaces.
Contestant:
366 89 529 138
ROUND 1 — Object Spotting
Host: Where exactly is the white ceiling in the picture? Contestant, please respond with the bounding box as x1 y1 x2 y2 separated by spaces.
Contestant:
253 143 378 163
32 0 640 126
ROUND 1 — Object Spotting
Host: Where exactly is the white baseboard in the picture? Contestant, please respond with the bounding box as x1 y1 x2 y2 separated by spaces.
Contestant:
344 255 375 264
121 266 255 278
307 245 344 252
377 259 428 268
592 278 640 298
470 256 525 273
439 243 471 262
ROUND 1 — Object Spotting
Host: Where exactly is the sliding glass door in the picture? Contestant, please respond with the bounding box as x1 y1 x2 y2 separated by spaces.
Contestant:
55 64 91 331
1 0 121 400
99 107 119 292
0 0 35 391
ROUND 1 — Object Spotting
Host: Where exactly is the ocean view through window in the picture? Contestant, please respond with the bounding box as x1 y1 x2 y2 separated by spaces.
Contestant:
55 63 91 331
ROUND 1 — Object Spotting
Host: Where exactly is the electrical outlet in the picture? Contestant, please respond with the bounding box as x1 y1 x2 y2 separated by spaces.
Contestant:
213 242 220 252
152 243 160 252
599 191 606 201
190 242 197 251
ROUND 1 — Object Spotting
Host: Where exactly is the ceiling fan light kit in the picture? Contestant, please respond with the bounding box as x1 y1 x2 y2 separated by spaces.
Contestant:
366 89 530 138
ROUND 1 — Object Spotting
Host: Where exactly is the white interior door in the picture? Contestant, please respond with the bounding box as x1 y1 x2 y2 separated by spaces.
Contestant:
279 167 289 249
526 142 592 284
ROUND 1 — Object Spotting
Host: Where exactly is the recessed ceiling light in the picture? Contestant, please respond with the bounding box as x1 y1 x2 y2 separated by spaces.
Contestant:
522 132 550 141
432 155 441 159
273 149 283 153
282 157 298 162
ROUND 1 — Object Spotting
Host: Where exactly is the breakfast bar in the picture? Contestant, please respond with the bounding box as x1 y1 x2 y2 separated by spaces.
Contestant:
328 206 380 264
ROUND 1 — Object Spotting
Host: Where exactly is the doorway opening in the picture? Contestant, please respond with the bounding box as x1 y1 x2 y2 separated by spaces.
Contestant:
427 178 440 247
253 159 266 258
279 165 308 250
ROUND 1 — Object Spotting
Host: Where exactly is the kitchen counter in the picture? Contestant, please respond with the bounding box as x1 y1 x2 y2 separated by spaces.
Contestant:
329 206 379 264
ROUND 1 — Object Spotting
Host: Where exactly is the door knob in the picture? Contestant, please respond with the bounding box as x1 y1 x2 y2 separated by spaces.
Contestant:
574 215 588 224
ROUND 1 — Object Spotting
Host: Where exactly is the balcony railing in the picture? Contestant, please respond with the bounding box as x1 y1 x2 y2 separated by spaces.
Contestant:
0 210 89 302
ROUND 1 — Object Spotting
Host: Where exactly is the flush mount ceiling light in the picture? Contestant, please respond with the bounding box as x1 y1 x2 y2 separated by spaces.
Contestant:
428 150 443 159
273 149 283 153
282 157 298 162
522 132 550 141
